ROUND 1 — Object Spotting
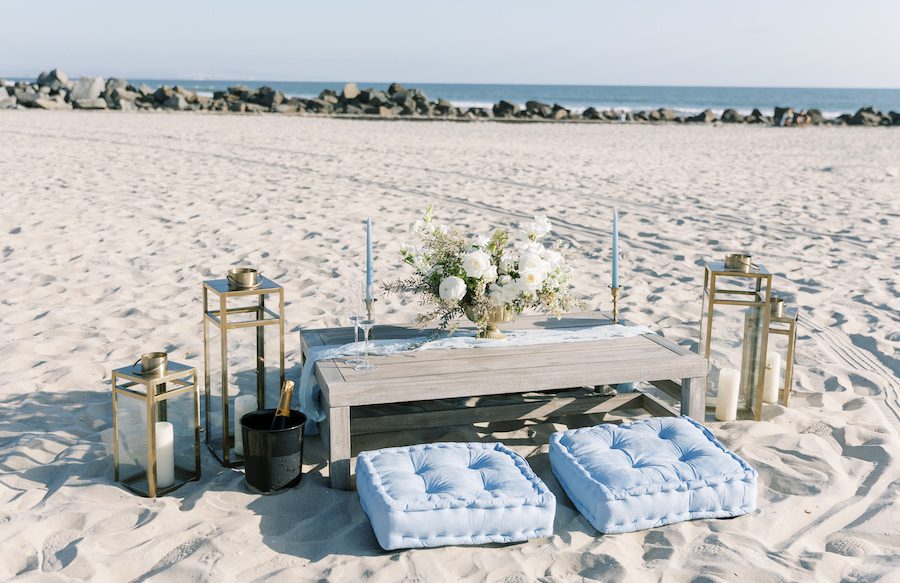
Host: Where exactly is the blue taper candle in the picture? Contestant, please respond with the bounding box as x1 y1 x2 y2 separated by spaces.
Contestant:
612 209 619 289
366 218 373 302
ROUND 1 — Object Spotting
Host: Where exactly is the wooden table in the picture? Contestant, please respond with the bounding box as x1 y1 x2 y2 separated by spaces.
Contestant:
299 312 707 490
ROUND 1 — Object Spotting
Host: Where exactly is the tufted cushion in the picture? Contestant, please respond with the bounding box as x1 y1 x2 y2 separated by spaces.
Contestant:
550 417 757 534
356 442 555 550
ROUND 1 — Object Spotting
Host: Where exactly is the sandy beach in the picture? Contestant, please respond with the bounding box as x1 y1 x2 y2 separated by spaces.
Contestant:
1 111 898 582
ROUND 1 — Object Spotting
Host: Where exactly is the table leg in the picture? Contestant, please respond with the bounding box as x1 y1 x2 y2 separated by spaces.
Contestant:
680 376 705 421
328 406 351 490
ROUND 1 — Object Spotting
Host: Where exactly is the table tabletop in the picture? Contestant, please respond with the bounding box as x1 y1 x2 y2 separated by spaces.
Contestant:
300 312 706 409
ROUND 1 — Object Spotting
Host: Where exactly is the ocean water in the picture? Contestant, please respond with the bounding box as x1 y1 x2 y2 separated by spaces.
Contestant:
15 77 900 116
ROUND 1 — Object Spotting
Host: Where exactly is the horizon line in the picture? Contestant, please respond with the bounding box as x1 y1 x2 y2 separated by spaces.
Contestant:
3 73 900 92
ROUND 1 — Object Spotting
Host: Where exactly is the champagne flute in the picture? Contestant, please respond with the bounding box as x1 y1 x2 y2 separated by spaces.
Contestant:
354 319 376 372
345 281 364 365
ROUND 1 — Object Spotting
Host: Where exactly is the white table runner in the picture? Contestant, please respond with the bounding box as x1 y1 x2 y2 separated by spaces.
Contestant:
299 323 652 433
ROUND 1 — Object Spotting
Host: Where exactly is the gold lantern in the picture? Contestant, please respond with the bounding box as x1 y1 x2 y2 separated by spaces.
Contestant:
699 255 774 420
765 296 799 407
111 356 201 497
202 268 285 466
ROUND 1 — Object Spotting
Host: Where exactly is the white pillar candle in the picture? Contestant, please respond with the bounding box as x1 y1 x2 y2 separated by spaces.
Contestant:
233 394 258 456
715 368 740 422
154 421 175 489
763 351 781 403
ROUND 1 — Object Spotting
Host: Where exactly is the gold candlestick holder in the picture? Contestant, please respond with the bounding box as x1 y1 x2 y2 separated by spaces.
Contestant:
610 286 620 324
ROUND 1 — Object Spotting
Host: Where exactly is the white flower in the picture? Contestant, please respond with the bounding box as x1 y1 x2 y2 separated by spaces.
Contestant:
499 252 517 275
482 264 498 283
470 234 490 248
461 250 492 279
499 274 512 285
522 215 552 240
518 252 549 275
539 247 563 267
438 276 466 301
410 219 435 235
521 269 546 291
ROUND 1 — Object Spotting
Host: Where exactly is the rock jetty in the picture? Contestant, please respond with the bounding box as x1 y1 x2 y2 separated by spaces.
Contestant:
2 69 898 126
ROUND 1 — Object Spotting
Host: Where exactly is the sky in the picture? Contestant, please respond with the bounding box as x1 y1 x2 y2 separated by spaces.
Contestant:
3 0 900 88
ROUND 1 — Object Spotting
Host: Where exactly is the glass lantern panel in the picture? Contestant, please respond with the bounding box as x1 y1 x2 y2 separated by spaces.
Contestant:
206 293 282 463
765 325 791 402
116 391 149 490
163 388 198 488
701 277 767 415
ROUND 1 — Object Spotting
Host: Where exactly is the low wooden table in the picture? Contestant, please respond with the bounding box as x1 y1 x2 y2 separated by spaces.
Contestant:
299 312 707 490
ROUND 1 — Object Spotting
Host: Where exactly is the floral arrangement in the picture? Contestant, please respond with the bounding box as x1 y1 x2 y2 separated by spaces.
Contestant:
386 206 583 332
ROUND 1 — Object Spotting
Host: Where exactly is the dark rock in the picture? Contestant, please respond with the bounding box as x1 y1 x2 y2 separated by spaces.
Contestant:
163 94 188 110
359 88 386 105
466 107 491 118
342 102 364 115
342 82 360 101
889 111 900 125
849 107 883 126
70 77 105 102
275 100 302 113
173 85 198 102
834 113 852 125
492 100 519 118
745 108 771 124
228 85 252 100
104 78 128 98
774 106 794 126
686 109 716 123
318 89 339 105
305 98 334 114
632 110 648 121
806 109 825 125
73 98 108 110
387 82 407 95
525 100 552 117
602 110 621 121
583 107 602 120
551 104 570 120
230 101 246 113
434 98 453 115
153 86 175 103
721 109 744 123
657 108 676 122
209 99 228 112
36 69 71 91
252 86 284 108
14 87 38 107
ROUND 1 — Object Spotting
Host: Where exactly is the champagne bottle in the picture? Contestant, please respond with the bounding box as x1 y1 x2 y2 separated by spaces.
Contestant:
270 380 295 430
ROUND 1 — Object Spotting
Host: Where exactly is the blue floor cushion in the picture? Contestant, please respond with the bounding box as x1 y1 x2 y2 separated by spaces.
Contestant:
356 442 556 550
550 417 757 534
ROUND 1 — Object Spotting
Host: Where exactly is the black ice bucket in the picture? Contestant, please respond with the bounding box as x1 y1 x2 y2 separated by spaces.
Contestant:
240 409 306 494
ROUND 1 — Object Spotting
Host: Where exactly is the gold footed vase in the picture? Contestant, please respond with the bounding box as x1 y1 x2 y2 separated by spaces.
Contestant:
465 305 516 340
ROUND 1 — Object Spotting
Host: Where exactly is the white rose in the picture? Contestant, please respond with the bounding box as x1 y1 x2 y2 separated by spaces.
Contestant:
518 252 549 274
461 250 492 279
499 274 512 285
521 269 547 291
522 215 552 240
539 247 563 267
482 264 498 283
438 276 467 301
